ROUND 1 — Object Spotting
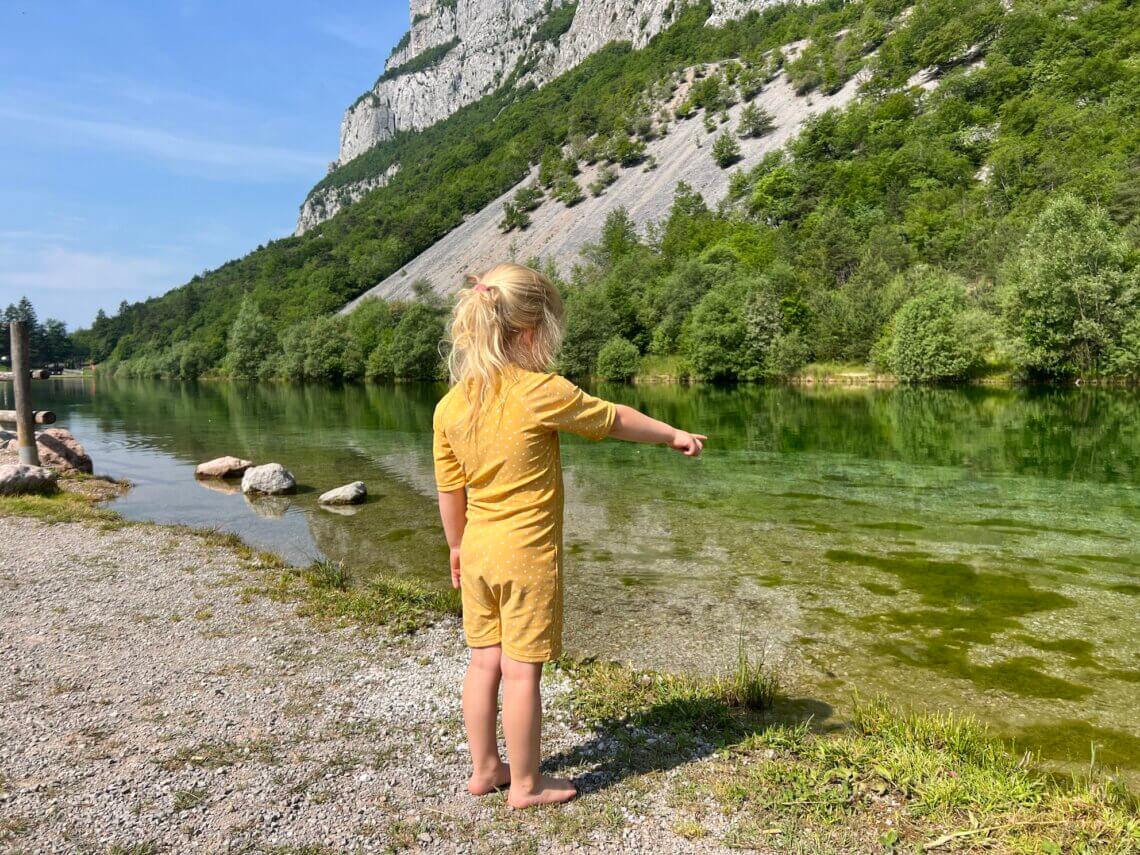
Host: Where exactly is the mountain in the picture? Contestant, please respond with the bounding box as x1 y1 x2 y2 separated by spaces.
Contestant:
83 0 1140 385
298 0 783 235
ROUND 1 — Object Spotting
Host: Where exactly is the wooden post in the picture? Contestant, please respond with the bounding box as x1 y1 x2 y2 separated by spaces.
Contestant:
9 321 40 466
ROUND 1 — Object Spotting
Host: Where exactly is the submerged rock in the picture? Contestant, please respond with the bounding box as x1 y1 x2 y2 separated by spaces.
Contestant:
241 463 296 496
195 456 253 479
0 463 59 496
35 428 93 474
318 481 367 506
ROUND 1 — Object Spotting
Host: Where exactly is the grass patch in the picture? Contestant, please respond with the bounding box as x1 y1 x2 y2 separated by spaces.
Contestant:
562 660 1139 852
172 786 209 812
251 560 460 634
160 739 278 771
0 489 122 525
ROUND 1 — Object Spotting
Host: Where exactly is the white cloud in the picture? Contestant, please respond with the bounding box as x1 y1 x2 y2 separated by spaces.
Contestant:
0 245 183 324
0 106 326 181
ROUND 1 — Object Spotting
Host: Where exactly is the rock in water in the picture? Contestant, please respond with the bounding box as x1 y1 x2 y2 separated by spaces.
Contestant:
195 456 253 479
318 481 367 505
0 464 59 496
35 428 94 474
241 463 297 496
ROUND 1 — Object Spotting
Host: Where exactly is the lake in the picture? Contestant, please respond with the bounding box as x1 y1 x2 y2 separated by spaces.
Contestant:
14 377 1140 777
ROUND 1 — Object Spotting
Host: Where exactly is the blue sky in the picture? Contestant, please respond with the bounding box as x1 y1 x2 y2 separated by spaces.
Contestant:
0 1 408 329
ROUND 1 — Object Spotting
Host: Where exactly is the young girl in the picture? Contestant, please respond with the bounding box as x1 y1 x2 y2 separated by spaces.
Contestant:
433 263 706 809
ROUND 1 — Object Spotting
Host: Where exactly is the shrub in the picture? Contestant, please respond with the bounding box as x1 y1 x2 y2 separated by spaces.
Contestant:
554 175 584 207
596 336 641 380
712 132 741 168
224 297 275 380
1001 194 1138 377
885 278 992 382
738 103 775 138
389 302 445 380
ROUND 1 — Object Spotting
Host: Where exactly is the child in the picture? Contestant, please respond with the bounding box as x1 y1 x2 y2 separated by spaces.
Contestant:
433 263 706 809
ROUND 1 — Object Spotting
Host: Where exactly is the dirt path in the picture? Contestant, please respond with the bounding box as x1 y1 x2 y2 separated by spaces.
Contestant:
0 516 730 853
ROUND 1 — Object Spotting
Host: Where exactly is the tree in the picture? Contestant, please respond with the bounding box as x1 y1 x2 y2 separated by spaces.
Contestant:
499 202 531 232
882 274 992 382
737 103 775 138
596 336 641 380
389 302 445 380
554 175 584 207
1001 194 1139 377
712 132 741 168
224 297 276 380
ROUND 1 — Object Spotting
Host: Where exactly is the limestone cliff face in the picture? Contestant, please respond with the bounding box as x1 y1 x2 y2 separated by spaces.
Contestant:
337 0 780 166
299 0 782 234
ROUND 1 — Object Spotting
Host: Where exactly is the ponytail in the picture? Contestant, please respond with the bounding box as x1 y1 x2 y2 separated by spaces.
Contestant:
446 263 564 429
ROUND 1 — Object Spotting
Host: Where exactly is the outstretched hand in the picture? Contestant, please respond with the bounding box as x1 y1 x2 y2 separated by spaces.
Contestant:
670 430 707 457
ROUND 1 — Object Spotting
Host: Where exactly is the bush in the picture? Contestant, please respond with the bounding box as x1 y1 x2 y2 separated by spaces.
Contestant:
1001 194 1138 377
712 132 741 168
596 336 641 380
388 302 445 380
224 297 275 380
884 277 992 382
738 103 775 138
554 175 584 207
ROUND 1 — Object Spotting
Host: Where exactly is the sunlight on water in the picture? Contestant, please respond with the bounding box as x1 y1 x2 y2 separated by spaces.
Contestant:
29 377 1140 778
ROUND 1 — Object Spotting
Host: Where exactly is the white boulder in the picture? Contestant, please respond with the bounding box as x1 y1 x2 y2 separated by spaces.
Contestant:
195 456 253 479
241 463 297 496
318 481 367 505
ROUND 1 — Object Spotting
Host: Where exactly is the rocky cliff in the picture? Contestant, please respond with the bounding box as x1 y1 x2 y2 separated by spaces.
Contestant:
298 0 784 235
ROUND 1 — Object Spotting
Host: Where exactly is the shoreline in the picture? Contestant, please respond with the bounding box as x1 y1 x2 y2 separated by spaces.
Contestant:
1 479 1136 852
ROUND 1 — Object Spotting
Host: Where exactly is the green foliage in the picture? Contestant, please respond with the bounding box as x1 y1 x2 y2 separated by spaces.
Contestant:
712 131 741 168
596 335 641 380
553 175 585 206
78 0 1140 387
376 38 460 84
534 1 578 45
499 201 531 232
223 297 275 380
737 103 775 138
1001 195 1139 378
387 302 446 380
880 271 992 382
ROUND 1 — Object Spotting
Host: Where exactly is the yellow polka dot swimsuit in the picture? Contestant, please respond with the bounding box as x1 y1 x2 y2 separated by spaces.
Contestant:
432 365 616 663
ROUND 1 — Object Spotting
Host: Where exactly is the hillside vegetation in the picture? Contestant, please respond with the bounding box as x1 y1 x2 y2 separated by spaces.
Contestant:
81 0 1140 384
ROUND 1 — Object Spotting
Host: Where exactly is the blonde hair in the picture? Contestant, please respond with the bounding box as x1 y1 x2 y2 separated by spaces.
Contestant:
446 262 564 425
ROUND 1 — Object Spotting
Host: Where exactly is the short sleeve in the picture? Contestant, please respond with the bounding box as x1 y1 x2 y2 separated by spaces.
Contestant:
526 373 616 442
432 401 466 491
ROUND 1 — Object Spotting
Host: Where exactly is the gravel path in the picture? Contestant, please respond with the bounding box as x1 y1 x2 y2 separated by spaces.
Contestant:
0 516 736 853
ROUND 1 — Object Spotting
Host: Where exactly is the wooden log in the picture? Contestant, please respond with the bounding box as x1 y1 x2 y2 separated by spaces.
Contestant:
9 321 40 465
0 410 56 425
0 369 51 381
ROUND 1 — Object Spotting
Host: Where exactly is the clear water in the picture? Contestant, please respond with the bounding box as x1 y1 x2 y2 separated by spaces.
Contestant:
15 378 1140 776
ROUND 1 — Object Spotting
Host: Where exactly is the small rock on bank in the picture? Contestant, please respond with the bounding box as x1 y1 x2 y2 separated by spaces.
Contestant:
318 481 367 505
241 463 296 495
195 456 253 479
0 463 59 496
0 428 92 474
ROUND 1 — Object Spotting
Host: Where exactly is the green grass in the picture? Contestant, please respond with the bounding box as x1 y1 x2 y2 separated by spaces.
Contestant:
563 654 1140 852
252 560 460 634
0 490 122 525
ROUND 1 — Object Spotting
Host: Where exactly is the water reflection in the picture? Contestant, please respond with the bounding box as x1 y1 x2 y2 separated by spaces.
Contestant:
29 377 1140 776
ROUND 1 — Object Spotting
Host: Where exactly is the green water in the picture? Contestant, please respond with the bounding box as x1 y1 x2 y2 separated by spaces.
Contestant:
15 378 1140 776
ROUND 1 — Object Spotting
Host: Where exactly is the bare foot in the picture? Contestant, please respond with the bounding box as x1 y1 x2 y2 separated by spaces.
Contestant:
507 775 577 809
467 762 511 796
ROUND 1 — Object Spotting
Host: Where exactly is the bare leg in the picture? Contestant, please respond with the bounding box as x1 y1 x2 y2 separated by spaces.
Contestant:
501 654 576 809
464 645 510 795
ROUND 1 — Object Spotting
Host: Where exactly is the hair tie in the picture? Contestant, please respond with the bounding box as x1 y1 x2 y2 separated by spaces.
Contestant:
472 281 491 293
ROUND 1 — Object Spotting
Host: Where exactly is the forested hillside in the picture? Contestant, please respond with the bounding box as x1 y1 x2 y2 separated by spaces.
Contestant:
82 0 1140 383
